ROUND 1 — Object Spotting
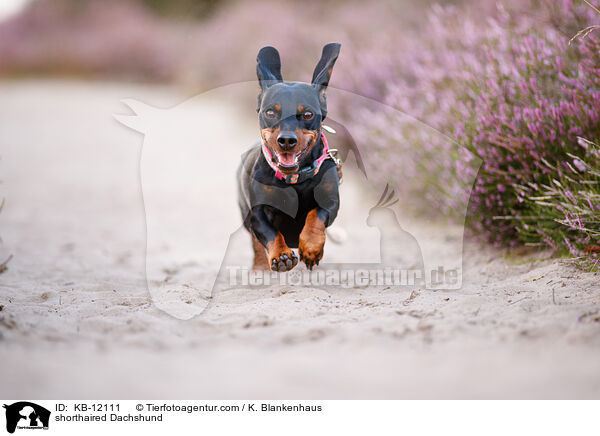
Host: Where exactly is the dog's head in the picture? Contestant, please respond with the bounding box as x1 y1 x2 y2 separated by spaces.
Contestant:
256 43 340 175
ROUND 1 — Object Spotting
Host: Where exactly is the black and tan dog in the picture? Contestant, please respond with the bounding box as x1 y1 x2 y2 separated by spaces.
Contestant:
237 43 341 272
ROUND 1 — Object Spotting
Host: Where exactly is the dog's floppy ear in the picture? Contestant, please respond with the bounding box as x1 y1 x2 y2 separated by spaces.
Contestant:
311 42 341 119
256 46 283 91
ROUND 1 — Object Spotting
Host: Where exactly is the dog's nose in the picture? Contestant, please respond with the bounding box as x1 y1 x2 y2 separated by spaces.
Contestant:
277 133 298 150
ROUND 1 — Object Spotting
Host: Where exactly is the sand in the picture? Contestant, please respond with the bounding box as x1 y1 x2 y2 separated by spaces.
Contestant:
1 80 599 399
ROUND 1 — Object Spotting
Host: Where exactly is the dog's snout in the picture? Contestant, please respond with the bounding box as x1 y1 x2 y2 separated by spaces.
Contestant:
277 133 298 150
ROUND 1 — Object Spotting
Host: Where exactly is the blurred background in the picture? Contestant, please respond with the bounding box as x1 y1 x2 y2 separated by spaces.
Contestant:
1 0 600 398
1 0 599 256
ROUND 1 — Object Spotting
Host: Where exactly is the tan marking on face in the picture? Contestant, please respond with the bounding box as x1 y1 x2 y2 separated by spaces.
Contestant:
295 128 319 157
274 104 281 111
261 126 280 147
297 105 304 113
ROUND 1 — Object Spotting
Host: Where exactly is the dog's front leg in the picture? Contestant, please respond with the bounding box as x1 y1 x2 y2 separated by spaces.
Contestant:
299 208 328 270
251 206 298 272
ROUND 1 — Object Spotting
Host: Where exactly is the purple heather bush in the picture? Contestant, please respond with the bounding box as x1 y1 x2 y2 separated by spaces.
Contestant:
453 1 600 261
334 0 600 264
520 136 600 266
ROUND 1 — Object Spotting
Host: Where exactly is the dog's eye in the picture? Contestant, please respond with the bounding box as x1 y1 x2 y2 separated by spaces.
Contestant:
303 111 314 120
265 109 276 119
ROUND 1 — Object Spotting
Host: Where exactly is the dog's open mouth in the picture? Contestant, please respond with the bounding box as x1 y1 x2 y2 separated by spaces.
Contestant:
271 148 308 173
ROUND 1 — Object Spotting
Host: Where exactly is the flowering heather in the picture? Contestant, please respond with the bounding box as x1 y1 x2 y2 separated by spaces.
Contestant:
516 136 600 265
333 0 600 262
329 2 554 216
453 2 600 259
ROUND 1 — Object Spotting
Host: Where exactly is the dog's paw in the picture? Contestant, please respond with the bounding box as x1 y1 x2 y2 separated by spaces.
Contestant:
299 209 326 270
298 239 324 271
270 250 298 272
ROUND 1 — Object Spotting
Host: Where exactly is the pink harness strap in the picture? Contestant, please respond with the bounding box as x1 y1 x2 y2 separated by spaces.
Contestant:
313 132 331 174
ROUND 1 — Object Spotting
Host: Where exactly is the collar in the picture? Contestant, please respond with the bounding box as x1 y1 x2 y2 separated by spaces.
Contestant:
261 131 331 184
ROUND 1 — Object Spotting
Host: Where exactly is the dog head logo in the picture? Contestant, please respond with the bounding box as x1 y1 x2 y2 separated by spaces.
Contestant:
3 402 50 434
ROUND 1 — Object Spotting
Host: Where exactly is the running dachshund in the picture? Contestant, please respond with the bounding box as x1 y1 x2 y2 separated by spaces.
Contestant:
237 43 341 272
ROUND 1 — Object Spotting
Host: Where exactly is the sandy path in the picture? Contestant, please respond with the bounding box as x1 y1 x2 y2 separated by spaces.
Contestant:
1 80 599 399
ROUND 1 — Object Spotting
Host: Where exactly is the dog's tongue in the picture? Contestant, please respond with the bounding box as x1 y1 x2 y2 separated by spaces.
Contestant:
278 152 296 167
